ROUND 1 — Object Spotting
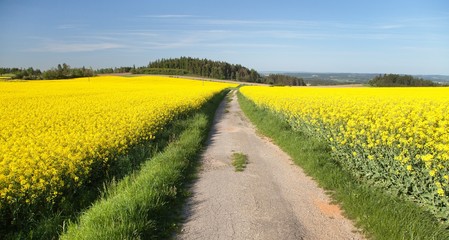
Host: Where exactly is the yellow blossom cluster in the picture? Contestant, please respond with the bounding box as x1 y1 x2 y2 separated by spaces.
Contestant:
240 86 449 221
0 76 234 207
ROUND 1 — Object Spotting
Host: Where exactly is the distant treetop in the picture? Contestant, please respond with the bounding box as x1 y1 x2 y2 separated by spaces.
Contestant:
368 74 442 87
139 56 261 83
1 56 305 86
1 64 94 80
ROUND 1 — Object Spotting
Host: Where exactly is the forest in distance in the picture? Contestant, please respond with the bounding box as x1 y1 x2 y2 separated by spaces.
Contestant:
1 56 448 87
281 72 449 86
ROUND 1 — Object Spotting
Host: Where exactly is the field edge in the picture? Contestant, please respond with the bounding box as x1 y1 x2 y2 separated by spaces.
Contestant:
237 91 449 240
60 89 230 239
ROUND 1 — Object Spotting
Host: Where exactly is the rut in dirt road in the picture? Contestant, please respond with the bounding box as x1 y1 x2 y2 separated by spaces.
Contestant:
177 91 364 240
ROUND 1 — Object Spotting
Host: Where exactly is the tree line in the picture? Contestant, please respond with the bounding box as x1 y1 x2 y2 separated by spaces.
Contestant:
137 57 261 82
2 59 446 87
1 64 94 80
1 57 304 86
94 66 135 74
263 74 306 86
368 74 443 87
133 57 306 86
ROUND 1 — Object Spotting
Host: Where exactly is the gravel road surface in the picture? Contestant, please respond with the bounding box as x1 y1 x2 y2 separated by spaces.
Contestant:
177 91 364 240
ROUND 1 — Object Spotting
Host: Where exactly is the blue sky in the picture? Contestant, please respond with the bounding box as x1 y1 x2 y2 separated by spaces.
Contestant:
1 0 448 74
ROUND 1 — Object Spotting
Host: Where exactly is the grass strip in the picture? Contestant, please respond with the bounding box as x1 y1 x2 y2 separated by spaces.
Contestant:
231 152 247 172
238 92 449 240
60 90 228 239
4 94 224 240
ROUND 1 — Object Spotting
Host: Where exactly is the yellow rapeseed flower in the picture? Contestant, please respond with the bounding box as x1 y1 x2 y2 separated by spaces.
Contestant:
0 76 235 206
240 85 449 210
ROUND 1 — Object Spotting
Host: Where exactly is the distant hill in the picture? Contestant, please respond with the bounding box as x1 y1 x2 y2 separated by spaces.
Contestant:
133 57 306 86
368 74 446 87
413 75 449 84
135 57 261 83
264 72 449 86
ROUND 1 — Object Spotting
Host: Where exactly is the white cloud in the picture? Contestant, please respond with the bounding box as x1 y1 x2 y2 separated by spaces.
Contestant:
56 24 86 30
28 42 124 53
140 14 197 18
376 24 404 29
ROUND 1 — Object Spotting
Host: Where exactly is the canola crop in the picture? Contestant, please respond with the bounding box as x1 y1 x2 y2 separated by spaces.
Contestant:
0 76 234 208
240 86 449 221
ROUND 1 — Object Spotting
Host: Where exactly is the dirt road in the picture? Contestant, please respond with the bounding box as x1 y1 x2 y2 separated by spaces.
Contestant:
177 91 364 240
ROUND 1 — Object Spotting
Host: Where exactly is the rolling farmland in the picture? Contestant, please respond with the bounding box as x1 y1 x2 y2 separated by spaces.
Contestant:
0 76 235 237
240 86 449 223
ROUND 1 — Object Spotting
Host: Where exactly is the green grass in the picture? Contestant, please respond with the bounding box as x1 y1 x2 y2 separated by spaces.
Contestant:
226 92 233 103
231 152 247 172
0 73 14 78
2 108 208 239
238 92 449 240
60 90 228 239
